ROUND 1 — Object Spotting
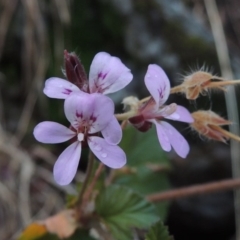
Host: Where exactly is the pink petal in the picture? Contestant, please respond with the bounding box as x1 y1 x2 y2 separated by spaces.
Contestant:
89 52 133 95
152 119 171 152
144 64 170 107
88 136 126 168
161 121 190 158
64 93 114 133
89 94 115 133
33 121 76 143
53 141 81 185
165 105 194 123
43 77 82 99
101 116 122 145
153 103 177 119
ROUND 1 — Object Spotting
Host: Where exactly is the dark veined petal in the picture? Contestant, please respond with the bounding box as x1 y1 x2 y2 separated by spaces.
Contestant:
64 93 114 133
43 77 82 99
89 52 133 94
144 64 170 107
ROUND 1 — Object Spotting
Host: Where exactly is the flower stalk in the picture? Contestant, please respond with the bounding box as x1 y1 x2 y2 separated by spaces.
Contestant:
115 111 136 121
75 150 95 213
80 163 105 213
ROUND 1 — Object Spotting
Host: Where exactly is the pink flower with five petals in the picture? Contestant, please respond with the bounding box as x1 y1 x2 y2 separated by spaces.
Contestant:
43 52 133 98
129 64 194 158
34 93 126 185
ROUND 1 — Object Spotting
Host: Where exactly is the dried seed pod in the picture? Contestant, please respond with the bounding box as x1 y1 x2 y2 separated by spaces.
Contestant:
171 70 240 100
191 110 240 142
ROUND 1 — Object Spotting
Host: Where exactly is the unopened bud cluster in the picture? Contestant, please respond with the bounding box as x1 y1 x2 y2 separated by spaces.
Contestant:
34 51 240 185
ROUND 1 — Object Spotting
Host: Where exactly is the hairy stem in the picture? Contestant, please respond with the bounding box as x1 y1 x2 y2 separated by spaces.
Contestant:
139 96 151 103
208 80 240 88
170 85 185 94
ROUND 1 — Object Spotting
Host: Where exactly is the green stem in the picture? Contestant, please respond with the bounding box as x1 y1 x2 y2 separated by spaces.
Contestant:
75 150 95 211
80 163 105 211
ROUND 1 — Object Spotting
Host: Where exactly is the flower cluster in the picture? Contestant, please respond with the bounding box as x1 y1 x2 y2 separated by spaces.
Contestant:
34 51 194 185
34 51 133 185
34 93 127 185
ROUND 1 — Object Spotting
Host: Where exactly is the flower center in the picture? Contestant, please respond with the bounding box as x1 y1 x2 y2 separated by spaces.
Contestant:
77 124 89 141
77 133 84 142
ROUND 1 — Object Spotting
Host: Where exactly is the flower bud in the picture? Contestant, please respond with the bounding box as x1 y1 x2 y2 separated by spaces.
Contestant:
129 114 152 132
64 50 88 92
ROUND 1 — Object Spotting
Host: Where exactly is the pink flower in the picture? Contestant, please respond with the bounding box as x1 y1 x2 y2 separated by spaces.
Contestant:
33 93 126 185
44 52 133 99
129 64 193 158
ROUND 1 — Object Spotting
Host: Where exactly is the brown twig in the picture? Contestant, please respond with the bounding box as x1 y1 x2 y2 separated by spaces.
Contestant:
147 178 240 202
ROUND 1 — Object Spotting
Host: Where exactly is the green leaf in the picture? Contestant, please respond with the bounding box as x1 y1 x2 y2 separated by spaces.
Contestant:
115 166 170 219
96 185 159 240
145 220 174 240
117 126 171 219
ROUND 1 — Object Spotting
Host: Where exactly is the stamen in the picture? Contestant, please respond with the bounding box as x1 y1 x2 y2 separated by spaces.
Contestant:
78 133 84 142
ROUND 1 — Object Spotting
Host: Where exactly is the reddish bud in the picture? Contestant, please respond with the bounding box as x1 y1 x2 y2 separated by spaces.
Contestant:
64 50 88 92
129 114 152 132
